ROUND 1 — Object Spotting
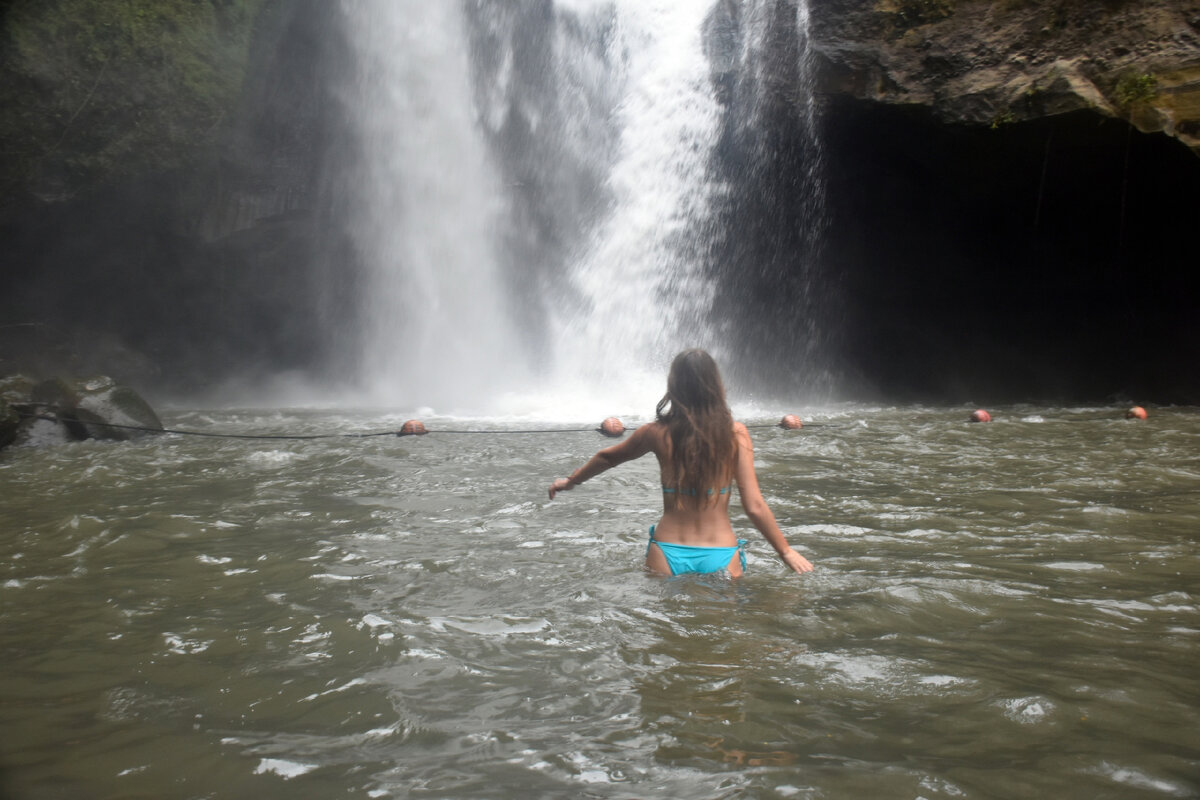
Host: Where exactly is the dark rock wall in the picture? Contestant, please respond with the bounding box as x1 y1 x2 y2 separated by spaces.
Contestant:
810 0 1200 153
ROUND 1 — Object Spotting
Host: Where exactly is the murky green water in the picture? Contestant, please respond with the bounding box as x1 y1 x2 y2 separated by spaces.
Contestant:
2 406 1198 799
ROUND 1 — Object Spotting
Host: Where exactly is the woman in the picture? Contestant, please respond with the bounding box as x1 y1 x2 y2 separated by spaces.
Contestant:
548 349 813 577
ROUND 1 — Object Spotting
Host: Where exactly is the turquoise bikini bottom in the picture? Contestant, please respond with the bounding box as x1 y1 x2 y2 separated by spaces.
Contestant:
647 525 747 575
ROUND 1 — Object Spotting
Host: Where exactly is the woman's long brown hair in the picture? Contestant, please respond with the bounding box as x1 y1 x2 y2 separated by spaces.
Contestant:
655 349 735 504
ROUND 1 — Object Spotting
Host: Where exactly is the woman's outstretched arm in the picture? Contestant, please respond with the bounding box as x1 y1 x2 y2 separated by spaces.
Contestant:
733 423 814 573
549 423 657 499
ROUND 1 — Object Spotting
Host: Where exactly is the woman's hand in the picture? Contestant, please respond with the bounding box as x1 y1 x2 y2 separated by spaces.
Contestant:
548 478 573 500
781 548 814 574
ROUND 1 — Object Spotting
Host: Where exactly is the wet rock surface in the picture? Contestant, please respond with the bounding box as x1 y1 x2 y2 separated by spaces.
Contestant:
0 374 163 450
811 0 1200 153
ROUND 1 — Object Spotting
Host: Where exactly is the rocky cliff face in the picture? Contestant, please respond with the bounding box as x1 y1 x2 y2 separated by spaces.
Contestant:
812 0 1200 153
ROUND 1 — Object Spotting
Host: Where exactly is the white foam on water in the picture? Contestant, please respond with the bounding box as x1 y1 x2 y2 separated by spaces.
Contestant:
245 450 300 467
1042 561 1105 571
162 633 212 656
254 758 317 779
429 616 552 636
1089 762 1192 795
999 695 1054 724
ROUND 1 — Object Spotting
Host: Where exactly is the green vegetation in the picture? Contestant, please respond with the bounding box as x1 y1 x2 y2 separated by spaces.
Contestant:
1114 71 1158 107
0 0 267 199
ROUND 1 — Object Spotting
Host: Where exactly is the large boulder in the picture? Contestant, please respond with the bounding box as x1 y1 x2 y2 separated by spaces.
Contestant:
0 374 163 449
70 376 164 441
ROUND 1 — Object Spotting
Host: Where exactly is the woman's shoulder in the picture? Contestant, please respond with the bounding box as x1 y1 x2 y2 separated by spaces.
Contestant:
636 419 664 432
636 420 668 440
630 420 669 454
731 420 753 447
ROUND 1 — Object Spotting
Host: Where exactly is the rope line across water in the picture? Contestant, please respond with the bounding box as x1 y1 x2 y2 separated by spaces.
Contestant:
18 412 397 440
15 409 830 442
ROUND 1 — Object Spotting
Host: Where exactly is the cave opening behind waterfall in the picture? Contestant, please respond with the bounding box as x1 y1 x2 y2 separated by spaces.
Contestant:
807 99 1200 404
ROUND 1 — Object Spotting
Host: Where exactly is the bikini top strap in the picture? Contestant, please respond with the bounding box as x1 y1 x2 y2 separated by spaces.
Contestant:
661 485 734 496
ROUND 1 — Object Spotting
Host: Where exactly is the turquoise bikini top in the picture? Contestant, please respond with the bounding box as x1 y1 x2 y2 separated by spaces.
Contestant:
662 485 732 497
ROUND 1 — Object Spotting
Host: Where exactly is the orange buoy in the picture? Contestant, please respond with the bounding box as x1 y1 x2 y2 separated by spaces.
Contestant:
970 409 992 423
1125 406 1148 420
599 417 626 437
398 419 428 436
779 414 804 430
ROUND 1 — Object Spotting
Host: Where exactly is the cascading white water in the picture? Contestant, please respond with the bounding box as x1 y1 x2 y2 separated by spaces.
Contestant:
336 0 803 416
545 1 726 413
708 0 829 397
737 0 826 258
794 0 827 271
338 0 526 411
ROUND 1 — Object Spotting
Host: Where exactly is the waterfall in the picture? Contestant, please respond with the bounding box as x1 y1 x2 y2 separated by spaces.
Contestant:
336 0 526 411
790 0 832 396
545 1 727 413
702 0 831 396
333 0 822 414
794 0 827 284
